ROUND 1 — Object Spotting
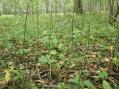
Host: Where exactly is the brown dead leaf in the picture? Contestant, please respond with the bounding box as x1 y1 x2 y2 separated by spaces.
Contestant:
92 86 99 89
58 61 64 65
105 58 110 62
0 81 6 86
100 67 108 71
35 79 47 84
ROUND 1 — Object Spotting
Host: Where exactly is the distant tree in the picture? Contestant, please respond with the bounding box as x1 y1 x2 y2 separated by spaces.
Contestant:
114 1 119 21
45 0 49 13
0 3 3 15
13 0 17 15
74 0 83 14
109 0 119 23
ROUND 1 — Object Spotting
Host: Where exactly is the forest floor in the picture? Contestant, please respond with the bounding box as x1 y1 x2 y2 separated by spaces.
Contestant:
0 13 119 89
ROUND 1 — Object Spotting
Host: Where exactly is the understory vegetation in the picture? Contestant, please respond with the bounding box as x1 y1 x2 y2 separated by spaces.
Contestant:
0 13 119 89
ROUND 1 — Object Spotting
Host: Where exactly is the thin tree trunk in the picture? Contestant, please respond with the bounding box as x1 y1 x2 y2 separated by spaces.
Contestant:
14 0 17 16
109 0 114 23
109 0 119 23
114 1 119 20
45 0 49 13
74 0 83 14
30 0 33 20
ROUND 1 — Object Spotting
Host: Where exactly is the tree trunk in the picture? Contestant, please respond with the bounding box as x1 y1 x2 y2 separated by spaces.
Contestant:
45 0 49 13
30 0 33 20
109 0 119 23
74 0 83 14
114 1 119 20
14 0 17 16
0 3 3 16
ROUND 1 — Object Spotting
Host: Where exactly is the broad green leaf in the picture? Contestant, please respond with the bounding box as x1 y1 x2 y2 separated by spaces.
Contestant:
68 75 81 85
39 56 49 64
52 36 58 44
4 70 11 82
103 80 112 89
49 50 57 55
99 71 108 79
84 80 94 88
57 83 65 89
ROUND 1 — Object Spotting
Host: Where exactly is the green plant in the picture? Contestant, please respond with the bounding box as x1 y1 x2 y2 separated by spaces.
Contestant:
103 80 112 89
68 75 84 89
99 71 108 79
57 82 65 89
84 80 94 89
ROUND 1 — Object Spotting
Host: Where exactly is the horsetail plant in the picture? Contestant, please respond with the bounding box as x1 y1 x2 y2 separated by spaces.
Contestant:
23 3 29 57
49 1 53 79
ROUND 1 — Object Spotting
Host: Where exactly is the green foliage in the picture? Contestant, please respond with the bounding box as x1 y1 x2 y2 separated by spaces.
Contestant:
39 55 53 64
68 75 84 89
103 80 112 89
0 12 119 89
84 80 94 89
57 83 65 89
99 71 108 79
31 84 38 89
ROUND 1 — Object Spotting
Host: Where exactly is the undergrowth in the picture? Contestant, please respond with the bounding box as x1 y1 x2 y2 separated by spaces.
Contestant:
0 14 119 89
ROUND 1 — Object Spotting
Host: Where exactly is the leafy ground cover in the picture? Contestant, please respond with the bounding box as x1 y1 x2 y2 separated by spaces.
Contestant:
0 14 119 89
